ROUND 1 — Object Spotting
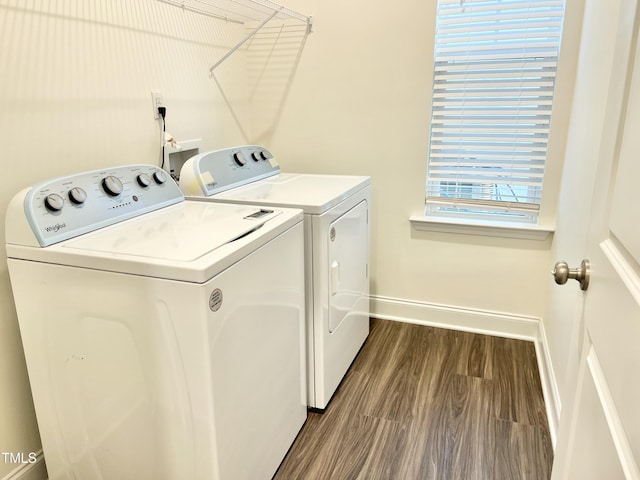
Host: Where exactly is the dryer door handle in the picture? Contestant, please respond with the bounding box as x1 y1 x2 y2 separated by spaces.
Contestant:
331 260 340 296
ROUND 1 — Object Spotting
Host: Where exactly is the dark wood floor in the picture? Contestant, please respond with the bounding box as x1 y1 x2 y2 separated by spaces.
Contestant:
274 318 553 480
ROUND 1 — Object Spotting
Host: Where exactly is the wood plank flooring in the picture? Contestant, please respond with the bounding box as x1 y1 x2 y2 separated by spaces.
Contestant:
273 318 553 480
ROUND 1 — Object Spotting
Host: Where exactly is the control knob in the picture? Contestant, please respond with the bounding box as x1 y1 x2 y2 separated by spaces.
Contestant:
153 170 167 184
102 175 123 196
68 187 87 205
137 173 152 187
251 151 262 162
233 152 247 167
44 193 64 212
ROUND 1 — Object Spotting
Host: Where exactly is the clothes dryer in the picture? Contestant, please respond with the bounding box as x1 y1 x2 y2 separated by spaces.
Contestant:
180 146 370 409
5 164 306 480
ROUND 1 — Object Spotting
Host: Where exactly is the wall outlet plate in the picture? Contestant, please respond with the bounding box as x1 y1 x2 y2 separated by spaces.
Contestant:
151 91 164 119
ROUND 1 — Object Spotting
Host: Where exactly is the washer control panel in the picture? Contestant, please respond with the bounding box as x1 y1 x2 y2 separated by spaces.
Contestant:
22 165 183 246
179 145 280 197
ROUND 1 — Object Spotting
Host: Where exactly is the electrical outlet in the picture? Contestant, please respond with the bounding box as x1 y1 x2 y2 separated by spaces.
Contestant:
151 91 164 119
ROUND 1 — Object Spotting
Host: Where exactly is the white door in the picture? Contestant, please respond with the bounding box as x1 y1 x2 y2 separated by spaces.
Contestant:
328 200 369 333
551 0 640 477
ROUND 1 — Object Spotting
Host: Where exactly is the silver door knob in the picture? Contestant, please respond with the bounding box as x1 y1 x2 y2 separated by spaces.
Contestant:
552 259 590 291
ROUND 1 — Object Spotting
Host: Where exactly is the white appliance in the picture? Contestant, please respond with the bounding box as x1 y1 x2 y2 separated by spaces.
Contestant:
180 145 370 409
5 164 307 480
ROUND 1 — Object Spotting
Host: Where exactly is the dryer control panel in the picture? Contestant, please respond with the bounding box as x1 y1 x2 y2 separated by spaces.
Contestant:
8 165 184 247
179 145 280 197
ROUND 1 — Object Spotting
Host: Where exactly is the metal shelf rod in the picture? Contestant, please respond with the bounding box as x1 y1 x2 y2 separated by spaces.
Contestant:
158 0 310 24
209 8 280 75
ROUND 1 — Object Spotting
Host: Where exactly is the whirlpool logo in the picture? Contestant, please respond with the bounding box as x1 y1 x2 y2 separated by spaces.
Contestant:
44 222 66 233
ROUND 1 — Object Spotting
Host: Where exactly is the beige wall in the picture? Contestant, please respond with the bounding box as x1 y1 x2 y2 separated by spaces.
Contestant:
269 0 580 318
0 0 581 477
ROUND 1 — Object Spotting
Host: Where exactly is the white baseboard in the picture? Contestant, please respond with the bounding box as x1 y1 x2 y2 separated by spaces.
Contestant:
534 315 561 446
369 294 560 447
1 451 47 480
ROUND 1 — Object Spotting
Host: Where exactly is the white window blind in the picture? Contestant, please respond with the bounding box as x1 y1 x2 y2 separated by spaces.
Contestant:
426 0 565 222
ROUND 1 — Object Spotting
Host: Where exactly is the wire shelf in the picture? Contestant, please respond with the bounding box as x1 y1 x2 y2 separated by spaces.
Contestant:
159 0 310 24
159 0 312 73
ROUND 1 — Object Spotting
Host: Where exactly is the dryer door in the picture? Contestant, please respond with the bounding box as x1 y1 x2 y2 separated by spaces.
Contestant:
328 200 369 333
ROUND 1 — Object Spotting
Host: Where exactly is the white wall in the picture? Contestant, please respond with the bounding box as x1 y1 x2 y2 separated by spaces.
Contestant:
0 0 583 477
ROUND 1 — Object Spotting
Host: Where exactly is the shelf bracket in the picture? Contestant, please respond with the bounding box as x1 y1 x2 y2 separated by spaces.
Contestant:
209 9 281 76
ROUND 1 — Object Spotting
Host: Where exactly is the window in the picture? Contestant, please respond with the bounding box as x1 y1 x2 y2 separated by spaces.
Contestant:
425 0 565 224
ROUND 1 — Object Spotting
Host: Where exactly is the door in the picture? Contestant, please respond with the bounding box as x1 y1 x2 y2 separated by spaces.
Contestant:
551 0 640 477
328 200 369 333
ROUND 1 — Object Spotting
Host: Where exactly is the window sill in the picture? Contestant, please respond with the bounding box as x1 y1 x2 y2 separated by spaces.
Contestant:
409 215 555 241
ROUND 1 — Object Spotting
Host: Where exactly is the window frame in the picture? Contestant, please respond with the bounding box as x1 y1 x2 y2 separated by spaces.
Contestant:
420 0 567 235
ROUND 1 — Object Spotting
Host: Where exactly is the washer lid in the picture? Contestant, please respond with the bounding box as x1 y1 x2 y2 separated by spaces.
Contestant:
7 202 303 283
210 173 371 214
62 201 276 261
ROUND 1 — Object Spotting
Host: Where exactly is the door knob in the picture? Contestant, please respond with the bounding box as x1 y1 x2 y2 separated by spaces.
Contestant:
552 259 590 291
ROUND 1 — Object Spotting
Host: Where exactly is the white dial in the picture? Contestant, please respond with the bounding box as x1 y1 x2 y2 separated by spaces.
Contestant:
137 173 152 187
153 171 167 184
233 152 247 166
44 193 64 212
102 175 123 196
260 150 272 160
68 187 87 205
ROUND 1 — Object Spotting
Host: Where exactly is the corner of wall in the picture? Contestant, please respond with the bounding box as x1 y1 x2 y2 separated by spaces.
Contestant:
534 317 562 449
1 451 47 480
369 294 561 449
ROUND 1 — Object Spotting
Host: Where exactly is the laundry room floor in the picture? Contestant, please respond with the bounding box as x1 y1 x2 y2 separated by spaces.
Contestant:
273 318 553 480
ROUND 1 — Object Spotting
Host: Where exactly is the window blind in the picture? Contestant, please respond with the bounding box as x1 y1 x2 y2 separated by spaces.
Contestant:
426 0 565 221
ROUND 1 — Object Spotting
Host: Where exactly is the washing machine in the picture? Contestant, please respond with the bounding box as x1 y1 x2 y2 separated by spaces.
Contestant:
179 145 370 410
5 164 307 480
